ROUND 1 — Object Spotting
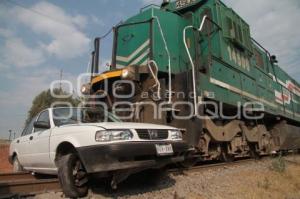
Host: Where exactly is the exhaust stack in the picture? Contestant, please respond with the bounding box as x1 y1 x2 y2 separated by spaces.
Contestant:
91 51 95 76
93 38 100 74
162 0 170 7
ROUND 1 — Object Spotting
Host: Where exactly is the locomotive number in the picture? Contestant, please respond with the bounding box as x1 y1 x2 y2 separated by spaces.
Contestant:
227 46 250 71
176 0 196 9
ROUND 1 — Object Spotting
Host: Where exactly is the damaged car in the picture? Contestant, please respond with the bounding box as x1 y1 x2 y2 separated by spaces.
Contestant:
9 107 188 197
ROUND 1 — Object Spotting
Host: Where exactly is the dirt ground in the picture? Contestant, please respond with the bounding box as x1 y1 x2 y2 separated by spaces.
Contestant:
34 154 300 199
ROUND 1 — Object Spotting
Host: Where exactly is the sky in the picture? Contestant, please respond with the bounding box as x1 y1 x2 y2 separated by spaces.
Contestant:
0 0 300 139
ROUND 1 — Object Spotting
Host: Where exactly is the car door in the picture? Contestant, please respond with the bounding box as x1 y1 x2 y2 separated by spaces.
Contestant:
26 110 52 169
15 117 36 168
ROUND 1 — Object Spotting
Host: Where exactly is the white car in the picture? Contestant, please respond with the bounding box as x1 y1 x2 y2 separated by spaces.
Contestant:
9 107 187 198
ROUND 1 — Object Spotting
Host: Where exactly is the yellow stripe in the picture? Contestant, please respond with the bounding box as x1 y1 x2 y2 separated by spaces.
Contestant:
91 70 122 85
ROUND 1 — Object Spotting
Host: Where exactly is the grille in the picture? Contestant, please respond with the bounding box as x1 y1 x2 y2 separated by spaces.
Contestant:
136 129 168 140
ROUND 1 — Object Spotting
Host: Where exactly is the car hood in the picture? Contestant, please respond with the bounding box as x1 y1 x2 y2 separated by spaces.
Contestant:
62 122 176 130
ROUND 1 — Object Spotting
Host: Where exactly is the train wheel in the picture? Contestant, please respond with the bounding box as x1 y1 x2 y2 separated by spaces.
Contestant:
221 144 234 162
249 143 260 160
179 151 199 168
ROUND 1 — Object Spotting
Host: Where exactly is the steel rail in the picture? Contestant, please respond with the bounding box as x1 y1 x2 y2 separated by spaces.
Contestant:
0 173 60 197
0 172 34 182
168 158 259 174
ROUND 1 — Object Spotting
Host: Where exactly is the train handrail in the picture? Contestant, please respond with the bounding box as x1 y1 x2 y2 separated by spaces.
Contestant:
151 10 172 104
147 60 162 100
183 15 208 116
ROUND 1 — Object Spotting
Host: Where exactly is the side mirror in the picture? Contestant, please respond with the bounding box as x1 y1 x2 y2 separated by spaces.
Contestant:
34 121 50 130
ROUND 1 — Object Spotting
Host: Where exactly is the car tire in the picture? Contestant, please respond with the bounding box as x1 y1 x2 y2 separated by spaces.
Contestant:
57 153 89 198
13 156 24 172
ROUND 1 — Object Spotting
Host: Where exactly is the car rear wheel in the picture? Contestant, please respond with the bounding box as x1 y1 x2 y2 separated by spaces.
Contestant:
13 156 23 172
57 153 89 198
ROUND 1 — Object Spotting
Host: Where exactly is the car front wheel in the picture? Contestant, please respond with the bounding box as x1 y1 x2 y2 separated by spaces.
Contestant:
57 153 89 198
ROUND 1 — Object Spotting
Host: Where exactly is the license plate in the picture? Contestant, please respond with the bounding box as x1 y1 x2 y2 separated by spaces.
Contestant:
155 144 173 156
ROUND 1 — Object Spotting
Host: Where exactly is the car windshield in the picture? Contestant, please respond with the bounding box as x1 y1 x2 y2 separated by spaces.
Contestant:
52 107 122 126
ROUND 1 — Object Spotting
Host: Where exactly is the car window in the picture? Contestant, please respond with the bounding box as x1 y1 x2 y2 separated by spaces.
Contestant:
34 110 50 132
21 117 36 136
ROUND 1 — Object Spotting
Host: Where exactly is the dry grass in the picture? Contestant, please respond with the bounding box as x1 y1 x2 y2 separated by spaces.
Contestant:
220 163 300 199
182 159 300 199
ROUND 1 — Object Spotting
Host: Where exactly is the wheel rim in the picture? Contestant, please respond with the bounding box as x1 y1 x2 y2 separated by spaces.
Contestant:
72 159 88 188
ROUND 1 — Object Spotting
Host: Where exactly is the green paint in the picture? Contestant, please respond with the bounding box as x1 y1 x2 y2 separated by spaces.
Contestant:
112 0 300 122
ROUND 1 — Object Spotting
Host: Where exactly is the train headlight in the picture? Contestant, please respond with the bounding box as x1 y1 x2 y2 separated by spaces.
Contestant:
169 130 183 140
95 130 133 142
121 67 136 80
121 69 130 79
81 84 90 95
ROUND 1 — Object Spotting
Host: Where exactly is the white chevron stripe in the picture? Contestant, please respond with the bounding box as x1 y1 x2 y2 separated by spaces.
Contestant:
141 58 149 66
116 48 150 68
116 39 150 63
130 48 150 65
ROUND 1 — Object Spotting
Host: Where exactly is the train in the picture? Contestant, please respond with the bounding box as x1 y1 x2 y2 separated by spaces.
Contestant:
82 0 300 164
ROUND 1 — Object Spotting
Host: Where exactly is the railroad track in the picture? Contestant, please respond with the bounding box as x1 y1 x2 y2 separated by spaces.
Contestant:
168 158 257 174
0 172 60 198
0 155 298 197
0 160 254 197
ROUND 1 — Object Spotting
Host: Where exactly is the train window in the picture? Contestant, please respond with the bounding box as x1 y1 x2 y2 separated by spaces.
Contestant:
226 17 234 38
254 49 264 69
237 25 243 43
201 8 212 35
243 27 251 50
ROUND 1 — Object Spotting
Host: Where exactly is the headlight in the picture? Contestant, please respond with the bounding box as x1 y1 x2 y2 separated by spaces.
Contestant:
169 130 183 140
81 84 90 95
95 130 133 142
121 69 129 79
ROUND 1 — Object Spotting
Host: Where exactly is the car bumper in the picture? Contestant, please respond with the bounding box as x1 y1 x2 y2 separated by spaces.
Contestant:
76 141 188 173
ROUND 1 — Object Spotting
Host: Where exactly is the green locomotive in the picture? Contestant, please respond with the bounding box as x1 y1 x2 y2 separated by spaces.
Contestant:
85 0 300 162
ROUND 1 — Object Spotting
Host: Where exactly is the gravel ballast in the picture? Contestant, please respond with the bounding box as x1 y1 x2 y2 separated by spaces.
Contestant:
34 155 300 199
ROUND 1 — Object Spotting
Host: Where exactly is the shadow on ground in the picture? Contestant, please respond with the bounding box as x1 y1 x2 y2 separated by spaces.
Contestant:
90 169 176 198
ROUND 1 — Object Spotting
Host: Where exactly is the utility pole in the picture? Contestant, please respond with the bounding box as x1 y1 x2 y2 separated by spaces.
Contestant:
8 129 12 141
59 69 63 92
